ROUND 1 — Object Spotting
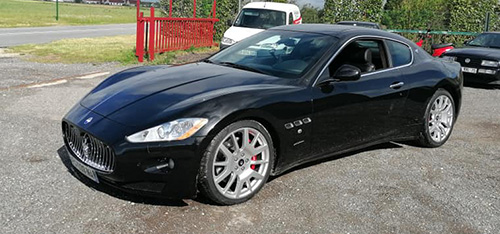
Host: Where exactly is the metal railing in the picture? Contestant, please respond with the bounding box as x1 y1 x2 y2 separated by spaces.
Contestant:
136 0 219 62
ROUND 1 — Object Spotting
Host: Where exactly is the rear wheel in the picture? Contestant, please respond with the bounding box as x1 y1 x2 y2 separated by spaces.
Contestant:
418 89 455 147
198 120 274 205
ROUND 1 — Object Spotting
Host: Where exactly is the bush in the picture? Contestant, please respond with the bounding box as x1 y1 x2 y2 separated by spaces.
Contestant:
322 0 383 23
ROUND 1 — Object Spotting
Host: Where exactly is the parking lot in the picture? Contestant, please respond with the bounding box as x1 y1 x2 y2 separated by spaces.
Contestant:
0 53 499 233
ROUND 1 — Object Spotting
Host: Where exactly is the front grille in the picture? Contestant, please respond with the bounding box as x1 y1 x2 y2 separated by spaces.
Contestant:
456 56 481 67
63 122 115 172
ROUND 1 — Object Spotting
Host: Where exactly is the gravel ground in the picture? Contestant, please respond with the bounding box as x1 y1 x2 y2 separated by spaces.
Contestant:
0 59 499 233
0 49 127 89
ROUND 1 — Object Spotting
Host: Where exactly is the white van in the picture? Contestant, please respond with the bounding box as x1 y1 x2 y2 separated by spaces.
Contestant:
220 2 302 50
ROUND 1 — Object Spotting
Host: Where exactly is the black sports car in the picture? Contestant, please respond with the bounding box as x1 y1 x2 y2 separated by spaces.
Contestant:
442 32 500 86
62 24 462 205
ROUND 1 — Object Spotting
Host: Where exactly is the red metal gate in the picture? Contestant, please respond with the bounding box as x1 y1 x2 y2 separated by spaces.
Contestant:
135 0 219 62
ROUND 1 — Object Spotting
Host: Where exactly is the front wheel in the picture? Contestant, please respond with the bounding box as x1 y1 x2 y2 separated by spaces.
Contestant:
418 89 456 147
198 120 274 205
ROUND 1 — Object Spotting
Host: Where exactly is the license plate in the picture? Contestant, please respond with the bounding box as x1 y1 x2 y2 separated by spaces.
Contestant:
461 67 477 74
70 156 99 183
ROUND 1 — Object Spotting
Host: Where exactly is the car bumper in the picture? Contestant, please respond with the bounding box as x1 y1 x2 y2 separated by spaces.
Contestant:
61 105 206 199
462 70 500 85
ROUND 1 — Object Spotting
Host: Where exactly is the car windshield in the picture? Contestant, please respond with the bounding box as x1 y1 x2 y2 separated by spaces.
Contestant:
468 33 500 49
233 8 286 30
207 30 337 79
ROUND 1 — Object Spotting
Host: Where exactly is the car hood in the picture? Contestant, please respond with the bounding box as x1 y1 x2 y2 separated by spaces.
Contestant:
445 47 500 59
80 62 285 123
223 26 264 43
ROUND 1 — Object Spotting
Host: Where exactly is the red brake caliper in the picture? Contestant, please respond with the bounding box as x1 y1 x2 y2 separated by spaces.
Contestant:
249 138 257 170
250 156 257 170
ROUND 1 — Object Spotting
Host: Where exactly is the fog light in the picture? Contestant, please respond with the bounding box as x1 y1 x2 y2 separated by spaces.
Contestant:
478 69 496 75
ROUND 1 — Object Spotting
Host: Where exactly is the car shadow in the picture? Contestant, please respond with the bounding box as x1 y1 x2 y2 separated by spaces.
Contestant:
56 146 188 207
268 142 403 182
58 142 403 206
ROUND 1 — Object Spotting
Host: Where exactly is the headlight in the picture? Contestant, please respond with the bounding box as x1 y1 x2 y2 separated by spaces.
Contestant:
481 60 499 67
441 56 457 62
221 37 236 45
126 118 208 143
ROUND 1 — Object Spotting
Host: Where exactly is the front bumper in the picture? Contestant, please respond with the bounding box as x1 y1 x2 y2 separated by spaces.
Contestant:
462 71 500 85
61 105 207 199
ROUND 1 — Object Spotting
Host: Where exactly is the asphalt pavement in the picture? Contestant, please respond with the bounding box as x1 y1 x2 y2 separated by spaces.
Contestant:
0 24 136 47
0 54 499 233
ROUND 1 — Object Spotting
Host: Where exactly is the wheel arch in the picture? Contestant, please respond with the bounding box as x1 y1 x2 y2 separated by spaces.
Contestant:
436 79 462 117
200 109 282 175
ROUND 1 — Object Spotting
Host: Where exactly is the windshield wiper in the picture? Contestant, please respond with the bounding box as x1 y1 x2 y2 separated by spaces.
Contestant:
201 58 214 64
218 62 271 75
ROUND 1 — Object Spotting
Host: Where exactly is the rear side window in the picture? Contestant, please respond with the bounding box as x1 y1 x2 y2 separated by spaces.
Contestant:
386 40 412 67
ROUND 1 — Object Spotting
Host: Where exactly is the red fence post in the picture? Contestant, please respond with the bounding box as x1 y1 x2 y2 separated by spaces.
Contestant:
136 12 144 62
169 0 172 17
193 0 196 18
135 0 144 62
212 0 217 18
148 7 155 61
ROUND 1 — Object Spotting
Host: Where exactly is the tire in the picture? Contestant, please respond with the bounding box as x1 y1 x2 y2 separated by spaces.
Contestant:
418 88 456 147
198 120 274 205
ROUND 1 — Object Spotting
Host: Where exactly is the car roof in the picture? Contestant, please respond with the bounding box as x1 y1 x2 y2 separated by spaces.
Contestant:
337 21 379 26
271 24 411 44
243 2 300 12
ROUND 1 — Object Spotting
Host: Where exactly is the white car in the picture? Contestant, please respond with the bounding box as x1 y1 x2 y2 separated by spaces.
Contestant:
220 2 301 50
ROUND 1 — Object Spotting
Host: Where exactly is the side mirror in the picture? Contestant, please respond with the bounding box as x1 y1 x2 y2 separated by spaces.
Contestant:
227 19 232 26
333 64 361 81
464 40 470 46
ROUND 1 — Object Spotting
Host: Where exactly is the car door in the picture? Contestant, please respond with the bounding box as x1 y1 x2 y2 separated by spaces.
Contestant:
309 38 409 157
383 39 417 132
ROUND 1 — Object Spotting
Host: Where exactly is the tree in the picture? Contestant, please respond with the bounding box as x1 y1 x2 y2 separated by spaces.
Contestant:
301 4 321 23
211 0 239 40
159 0 194 18
358 0 384 23
159 0 238 40
322 0 383 23
447 0 498 32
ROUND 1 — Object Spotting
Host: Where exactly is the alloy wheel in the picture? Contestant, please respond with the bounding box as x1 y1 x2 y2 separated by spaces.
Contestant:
428 95 454 143
212 127 270 199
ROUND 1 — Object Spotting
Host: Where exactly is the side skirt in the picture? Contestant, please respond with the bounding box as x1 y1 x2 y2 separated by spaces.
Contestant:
271 136 418 176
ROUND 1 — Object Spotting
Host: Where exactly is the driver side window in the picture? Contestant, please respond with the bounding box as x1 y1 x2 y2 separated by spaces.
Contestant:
328 39 388 77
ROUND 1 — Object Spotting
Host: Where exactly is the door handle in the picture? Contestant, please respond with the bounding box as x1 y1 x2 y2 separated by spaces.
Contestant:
389 82 405 89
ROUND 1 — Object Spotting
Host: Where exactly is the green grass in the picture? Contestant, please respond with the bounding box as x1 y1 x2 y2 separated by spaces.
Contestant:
0 0 158 28
9 35 218 65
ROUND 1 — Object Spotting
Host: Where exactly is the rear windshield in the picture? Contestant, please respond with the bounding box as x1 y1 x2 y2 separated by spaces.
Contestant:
233 8 286 30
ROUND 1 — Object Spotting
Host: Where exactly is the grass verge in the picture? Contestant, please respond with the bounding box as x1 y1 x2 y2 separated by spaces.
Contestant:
0 0 157 28
9 35 218 65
